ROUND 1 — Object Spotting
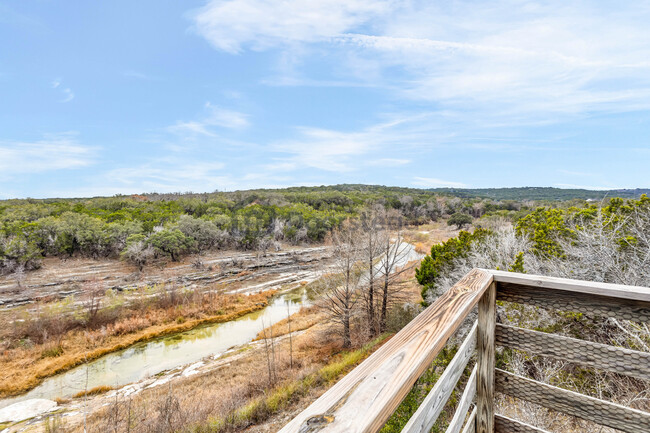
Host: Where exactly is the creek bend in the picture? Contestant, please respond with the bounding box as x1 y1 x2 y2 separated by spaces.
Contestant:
0 288 311 410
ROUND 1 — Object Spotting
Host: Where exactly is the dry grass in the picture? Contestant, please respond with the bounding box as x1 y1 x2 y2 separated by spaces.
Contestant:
61 323 390 433
403 222 456 252
253 306 323 341
73 385 113 398
0 290 276 398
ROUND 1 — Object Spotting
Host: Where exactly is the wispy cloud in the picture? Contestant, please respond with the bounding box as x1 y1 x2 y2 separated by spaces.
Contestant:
412 177 466 188
168 102 250 139
367 158 410 167
122 70 160 80
271 114 430 172
0 132 95 178
191 0 392 53
107 160 227 191
52 79 74 103
192 0 650 121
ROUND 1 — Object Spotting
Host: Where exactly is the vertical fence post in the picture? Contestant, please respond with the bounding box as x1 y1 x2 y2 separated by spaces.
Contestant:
476 281 496 433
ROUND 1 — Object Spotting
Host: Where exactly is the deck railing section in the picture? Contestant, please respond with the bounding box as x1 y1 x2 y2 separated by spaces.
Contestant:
278 269 650 433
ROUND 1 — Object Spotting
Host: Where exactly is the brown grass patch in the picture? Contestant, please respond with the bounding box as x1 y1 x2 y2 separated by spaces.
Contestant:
60 320 391 433
0 290 276 398
74 385 113 398
253 306 323 341
403 222 456 252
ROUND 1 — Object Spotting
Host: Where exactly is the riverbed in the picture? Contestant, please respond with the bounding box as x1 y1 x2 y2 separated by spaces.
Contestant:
0 288 312 410
0 241 422 412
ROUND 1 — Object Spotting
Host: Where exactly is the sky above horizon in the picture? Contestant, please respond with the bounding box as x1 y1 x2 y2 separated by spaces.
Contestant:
1 0 649 199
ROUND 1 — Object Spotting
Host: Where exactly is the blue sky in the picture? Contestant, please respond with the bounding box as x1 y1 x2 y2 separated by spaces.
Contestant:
1 0 649 199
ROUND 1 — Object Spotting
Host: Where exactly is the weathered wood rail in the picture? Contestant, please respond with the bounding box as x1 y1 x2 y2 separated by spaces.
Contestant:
278 269 650 433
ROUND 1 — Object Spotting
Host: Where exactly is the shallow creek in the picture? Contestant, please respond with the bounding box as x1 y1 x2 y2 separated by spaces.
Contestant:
0 242 422 411
0 288 312 409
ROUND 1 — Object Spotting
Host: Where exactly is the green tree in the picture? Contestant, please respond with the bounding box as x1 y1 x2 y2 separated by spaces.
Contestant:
147 229 194 261
515 207 573 258
416 229 490 305
0 235 42 273
447 212 472 230
176 215 222 251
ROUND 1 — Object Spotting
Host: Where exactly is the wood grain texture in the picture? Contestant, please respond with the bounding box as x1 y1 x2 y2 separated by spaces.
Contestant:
495 324 650 381
277 269 493 433
445 365 477 433
476 282 496 433
402 323 477 433
495 369 650 433
490 271 650 323
494 414 550 433
461 408 476 433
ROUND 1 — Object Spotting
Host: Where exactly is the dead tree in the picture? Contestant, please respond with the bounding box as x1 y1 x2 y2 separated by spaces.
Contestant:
316 219 363 348
377 210 412 332
360 206 383 336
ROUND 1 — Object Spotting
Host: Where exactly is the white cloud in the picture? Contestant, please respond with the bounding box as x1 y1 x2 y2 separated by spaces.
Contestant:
0 133 95 177
168 102 250 138
52 78 74 102
271 114 429 172
191 0 393 53
60 88 74 103
367 158 410 167
412 177 466 188
192 0 650 120
107 161 227 192
122 70 161 80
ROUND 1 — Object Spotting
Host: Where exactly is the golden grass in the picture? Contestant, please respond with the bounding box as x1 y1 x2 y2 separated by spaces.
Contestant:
0 291 276 398
403 222 456 252
204 334 390 432
253 306 322 341
73 385 113 398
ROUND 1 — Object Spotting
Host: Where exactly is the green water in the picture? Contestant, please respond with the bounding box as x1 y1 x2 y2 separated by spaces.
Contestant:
0 289 311 409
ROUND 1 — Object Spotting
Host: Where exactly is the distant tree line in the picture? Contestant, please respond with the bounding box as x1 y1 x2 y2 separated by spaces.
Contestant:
0 186 540 275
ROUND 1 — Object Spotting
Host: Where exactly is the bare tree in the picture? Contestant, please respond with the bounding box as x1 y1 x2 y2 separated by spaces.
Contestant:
121 238 154 272
376 211 413 332
316 219 363 348
359 206 383 336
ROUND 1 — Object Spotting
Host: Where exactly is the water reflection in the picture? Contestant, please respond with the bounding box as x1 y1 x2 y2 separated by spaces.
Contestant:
0 288 310 409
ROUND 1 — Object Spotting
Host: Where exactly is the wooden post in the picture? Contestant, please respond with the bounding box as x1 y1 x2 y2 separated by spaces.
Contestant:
476 281 496 433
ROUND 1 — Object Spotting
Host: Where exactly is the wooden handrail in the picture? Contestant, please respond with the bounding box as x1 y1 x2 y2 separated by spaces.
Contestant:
279 270 650 433
277 268 493 433
401 322 477 433
445 365 477 433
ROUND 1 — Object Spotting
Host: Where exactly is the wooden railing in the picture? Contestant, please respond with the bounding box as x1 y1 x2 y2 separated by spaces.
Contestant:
278 269 650 433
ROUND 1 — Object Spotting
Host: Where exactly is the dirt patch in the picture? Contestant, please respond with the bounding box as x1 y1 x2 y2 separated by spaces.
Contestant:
403 222 457 254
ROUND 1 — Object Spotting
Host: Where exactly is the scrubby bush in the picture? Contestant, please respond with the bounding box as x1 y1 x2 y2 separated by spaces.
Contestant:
147 229 194 261
447 212 472 229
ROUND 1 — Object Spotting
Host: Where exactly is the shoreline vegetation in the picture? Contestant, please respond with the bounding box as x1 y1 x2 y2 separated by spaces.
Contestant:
0 287 277 398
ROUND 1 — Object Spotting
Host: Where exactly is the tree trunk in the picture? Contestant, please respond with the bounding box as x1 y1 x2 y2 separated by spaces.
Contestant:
343 311 351 348
381 273 389 332
368 255 375 336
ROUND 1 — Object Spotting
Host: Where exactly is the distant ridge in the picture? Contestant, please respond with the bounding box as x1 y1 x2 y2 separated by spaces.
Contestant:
427 187 650 201
269 184 649 201
4 185 649 203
